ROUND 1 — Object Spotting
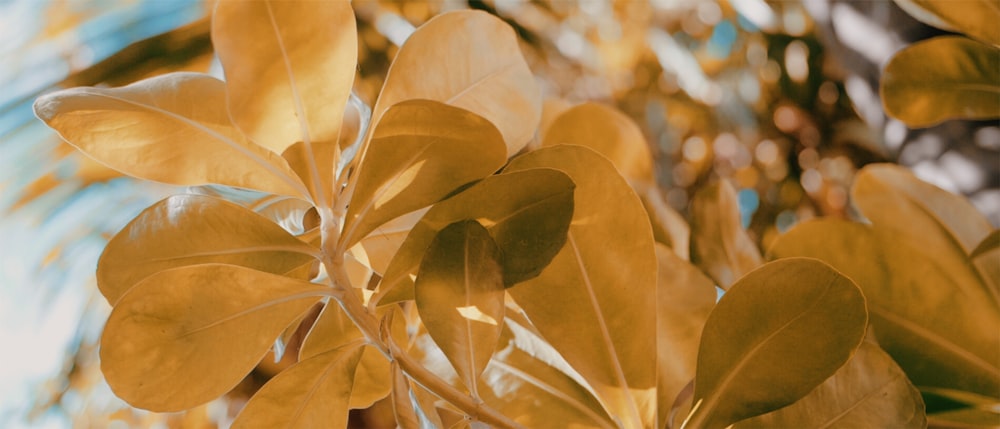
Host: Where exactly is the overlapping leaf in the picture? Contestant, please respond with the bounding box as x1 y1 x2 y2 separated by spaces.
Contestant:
734 342 926 428
341 100 507 249
232 343 365 429
33 73 307 198
213 0 357 155
97 194 318 304
654 244 715 429
371 10 541 156
892 0 1000 46
881 36 1000 127
689 181 762 289
684 258 868 429
100 264 328 412
415 220 505 398
504 145 658 429
377 168 575 304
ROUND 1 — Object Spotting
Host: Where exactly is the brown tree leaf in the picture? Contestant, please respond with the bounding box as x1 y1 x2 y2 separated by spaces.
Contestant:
376 168 574 304
654 244 716 429
213 0 356 154
690 180 762 289
100 264 328 412
97 194 318 304
33 73 307 198
735 342 926 428
371 10 541 156
232 343 365 429
892 0 1000 46
504 145 658 429
541 102 655 186
340 100 507 250
881 36 1000 127
415 220 505 398
684 258 868 429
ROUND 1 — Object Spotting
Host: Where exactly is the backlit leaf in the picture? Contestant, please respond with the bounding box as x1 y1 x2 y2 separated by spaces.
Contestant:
377 168 574 304
232 343 365 429
281 141 339 208
213 0 357 154
299 301 392 409
481 330 616 429
684 258 868 429
504 145 658 429
690 180 762 289
361 208 429 276
972 230 1000 294
100 264 328 411
971 230 1000 260
98 194 318 304
33 73 307 198
391 362 422 429
735 342 926 428
541 102 654 186
881 36 1000 127
372 10 541 156
341 100 507 249
892 0 1000 46
643 188 691 260
415 220 505 398
655 244 715 429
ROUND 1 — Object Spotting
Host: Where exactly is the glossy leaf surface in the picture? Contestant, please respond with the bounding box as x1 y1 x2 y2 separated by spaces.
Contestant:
372 10 541 156
232 344 365 429
542 102 654 185
881 36 1000 127
213 0 357 154
100 264 327 412
505 145 658 429
686 258 868 429
98 194 318 304
735 342 926 428
416 220 505 397
690 181 762 289
341 100 507 249
378 168 574 303
33 73 306 198
655 244 715 429
892 0 1000 46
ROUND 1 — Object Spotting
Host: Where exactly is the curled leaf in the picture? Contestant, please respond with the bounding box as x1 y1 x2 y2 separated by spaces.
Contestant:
892 0 1000 46
690 180 762 289
881 36 1000 127
98 194 318 304
505 145 658 428
33 73 307 198
415 220 506 398
213 0 357 154
100 264 328 411
685 258 868 429
372 10 541 156
341 100 507 249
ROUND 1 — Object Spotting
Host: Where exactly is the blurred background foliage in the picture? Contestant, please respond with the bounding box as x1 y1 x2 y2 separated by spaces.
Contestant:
0 0 996 428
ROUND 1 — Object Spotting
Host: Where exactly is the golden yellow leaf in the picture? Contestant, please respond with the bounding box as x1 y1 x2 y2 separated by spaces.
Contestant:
372 10 541 156
684 258 868 429
892 0 1000 46
481 329 616 429
212 0 357 155
281 141 339 208
97 194 319 304
972 230 1000 294
690 181 762 289
377 168 574 304
504 145 658 429
881 36 1000 127
655 244 715 429
735 342 926 428
232 343 365 429
33 73 307 198
100 264 328 412
415 220 506 398
361 208 429 276
391 361 447 429
340 100 507 250
643 189 691 260
542 102 654 186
